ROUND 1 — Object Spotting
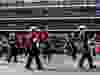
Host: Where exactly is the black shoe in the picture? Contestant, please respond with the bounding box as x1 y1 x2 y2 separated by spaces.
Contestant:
25 66 33 71
87 65 96 72
8 59 11 63
90 65 96 69
72 56 77 61
93 65 96 68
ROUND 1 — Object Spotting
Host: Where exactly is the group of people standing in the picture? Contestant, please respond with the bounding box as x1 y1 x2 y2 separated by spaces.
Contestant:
7 31 51 71
2 27 96 72
64 29 96 71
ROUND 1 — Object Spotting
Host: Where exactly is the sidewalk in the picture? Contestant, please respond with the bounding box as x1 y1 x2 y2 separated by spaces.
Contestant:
0 54 99 72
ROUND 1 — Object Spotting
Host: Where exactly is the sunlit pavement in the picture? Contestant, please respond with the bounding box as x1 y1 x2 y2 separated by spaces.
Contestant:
0 54 100 73
0 55 77 72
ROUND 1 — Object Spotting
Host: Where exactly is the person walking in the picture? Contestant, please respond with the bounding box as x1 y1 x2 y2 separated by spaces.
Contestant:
64 33 79 61
25 38 44 71
78 29 96 70
8 32 18 63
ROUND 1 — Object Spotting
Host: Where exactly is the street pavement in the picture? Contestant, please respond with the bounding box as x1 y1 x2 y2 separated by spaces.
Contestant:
0 54 99 74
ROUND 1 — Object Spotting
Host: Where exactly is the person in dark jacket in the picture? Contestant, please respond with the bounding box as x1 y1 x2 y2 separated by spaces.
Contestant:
8 32 18 63
71 31 81 61
25 39 44 71
78 30 96 70
8 43 18 63
64 33 79 61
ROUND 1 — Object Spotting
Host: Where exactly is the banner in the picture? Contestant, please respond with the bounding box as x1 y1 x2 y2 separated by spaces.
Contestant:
16 31 48 48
